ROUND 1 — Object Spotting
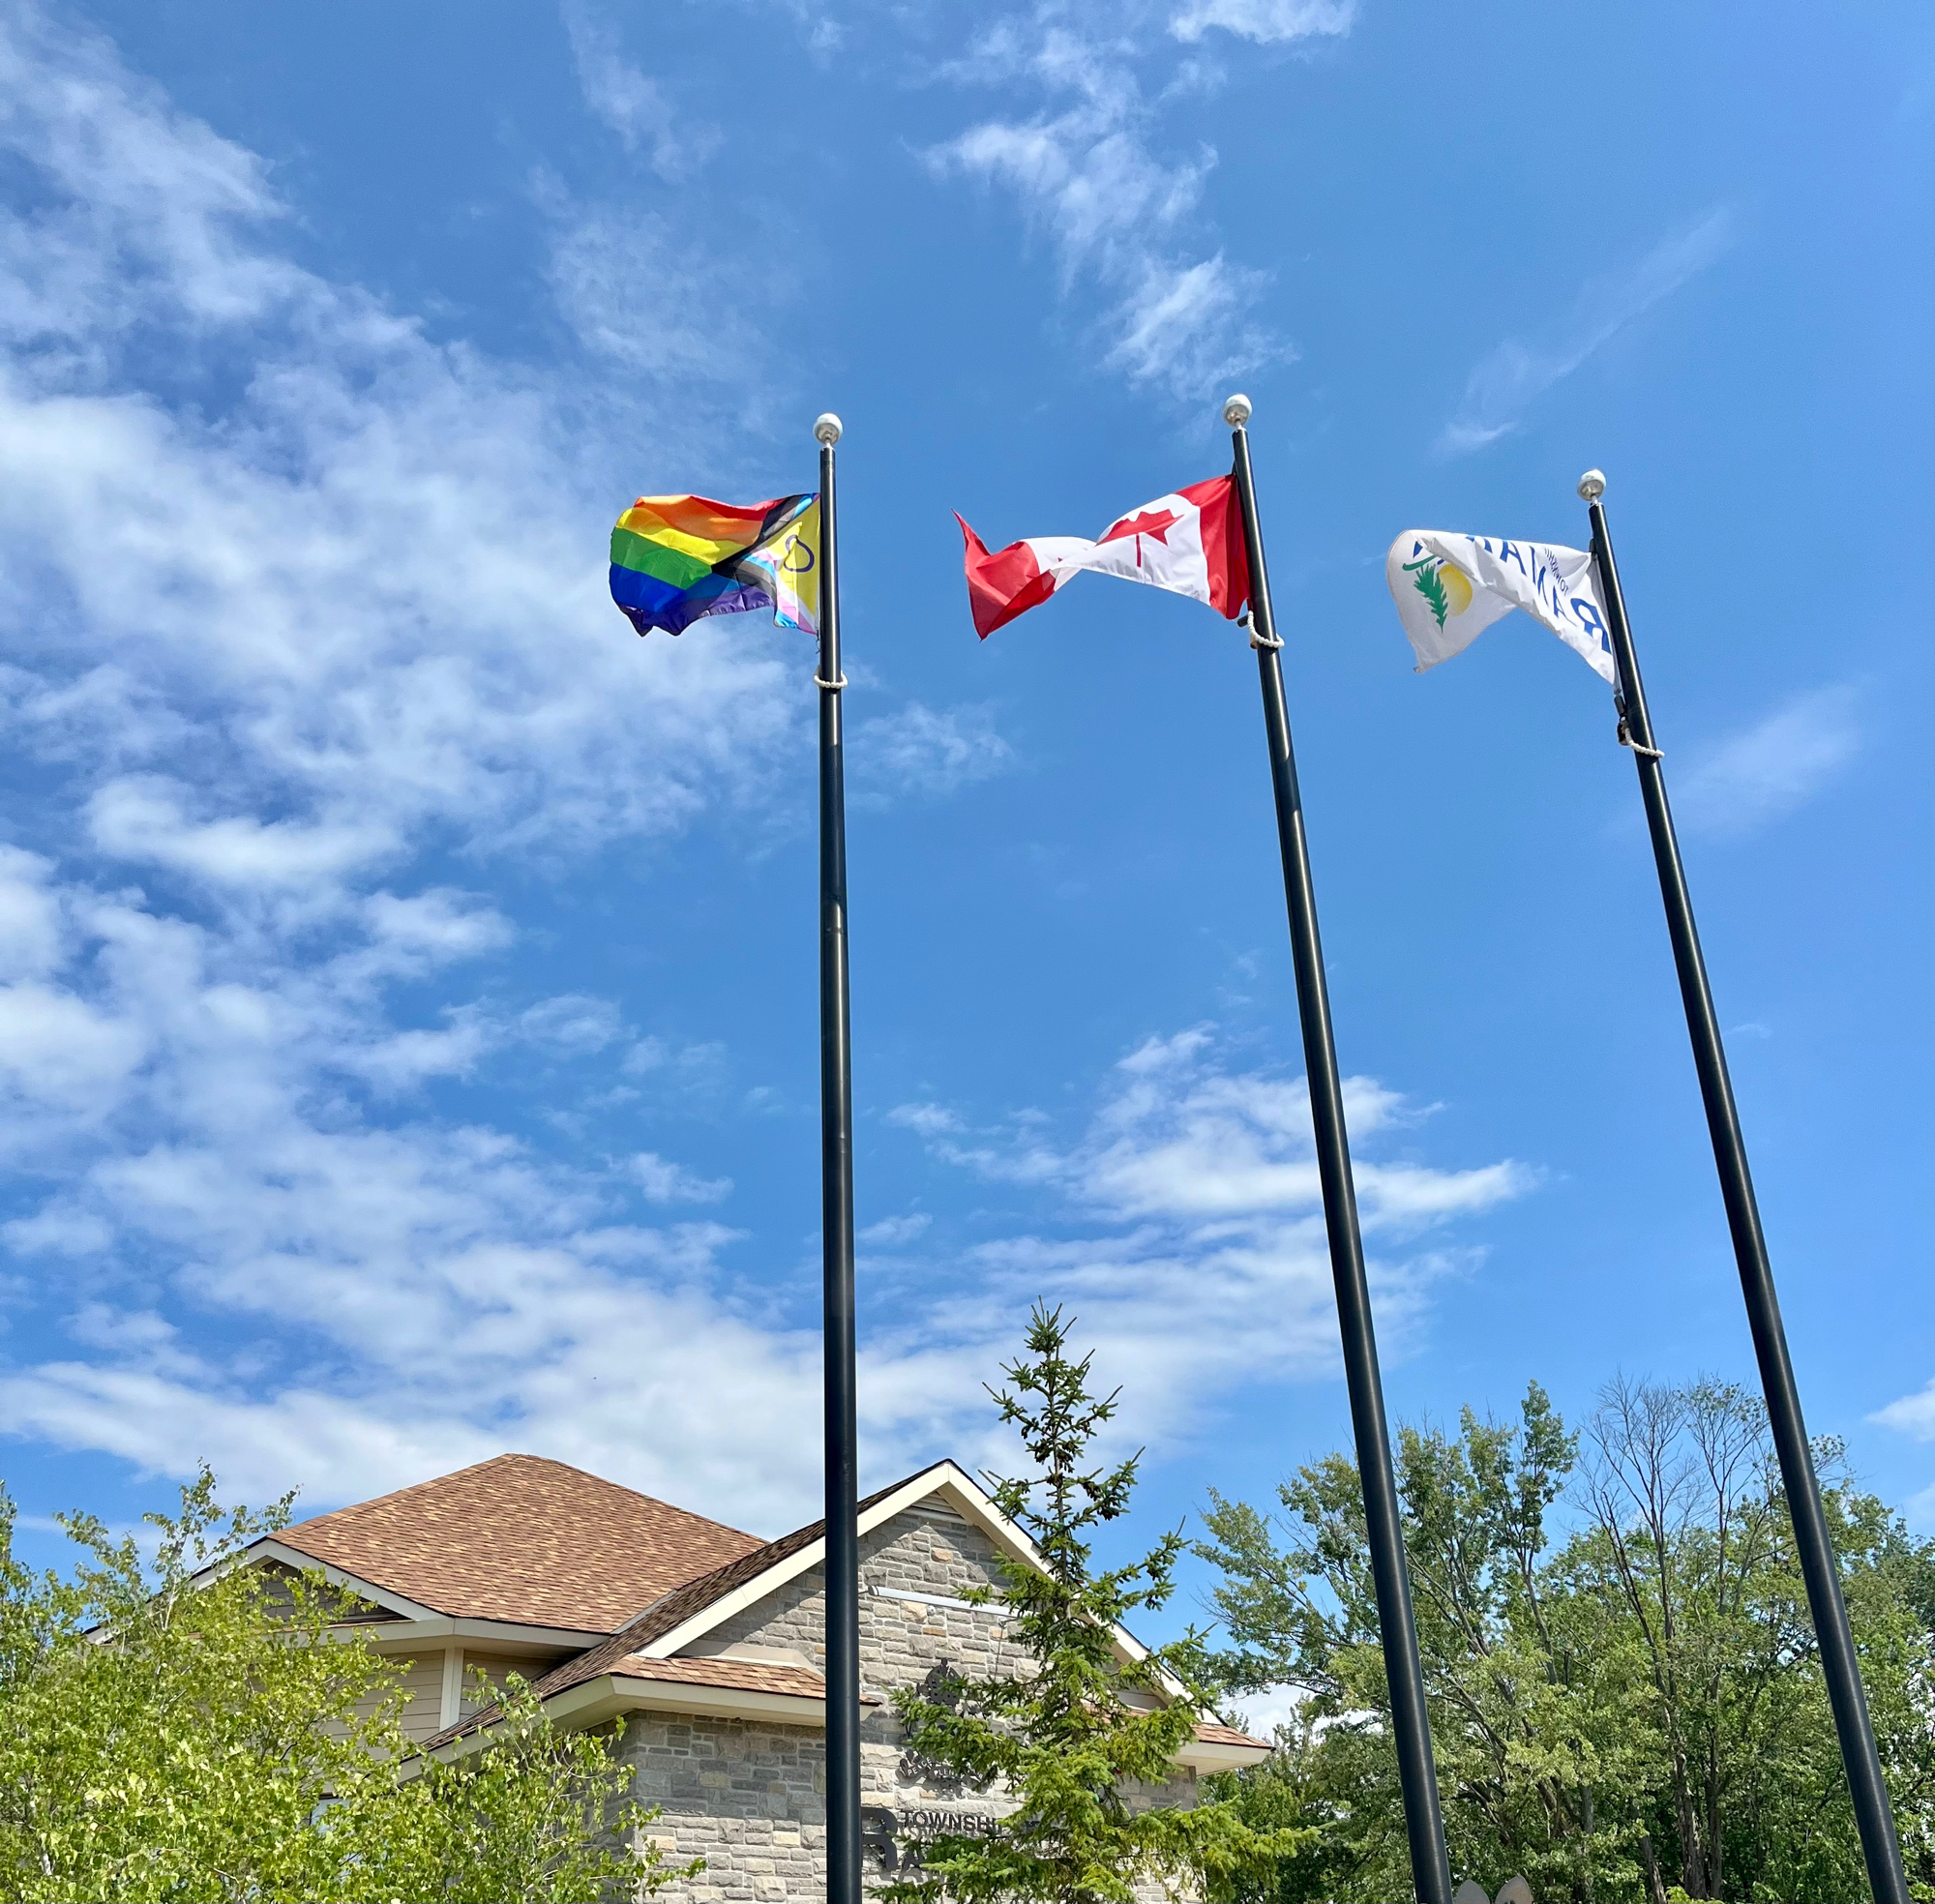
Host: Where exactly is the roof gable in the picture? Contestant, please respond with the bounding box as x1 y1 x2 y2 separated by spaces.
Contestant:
423 1460 1266 1759
491 1466 944 1717
274 1453 761 1632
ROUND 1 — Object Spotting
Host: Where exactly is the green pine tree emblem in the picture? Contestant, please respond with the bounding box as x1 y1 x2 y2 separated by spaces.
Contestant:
1405 556 1452 630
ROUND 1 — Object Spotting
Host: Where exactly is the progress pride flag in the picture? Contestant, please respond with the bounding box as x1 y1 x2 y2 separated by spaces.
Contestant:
957 476 1251 638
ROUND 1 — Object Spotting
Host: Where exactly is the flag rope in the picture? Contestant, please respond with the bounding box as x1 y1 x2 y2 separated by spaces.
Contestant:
1614 695 1664 759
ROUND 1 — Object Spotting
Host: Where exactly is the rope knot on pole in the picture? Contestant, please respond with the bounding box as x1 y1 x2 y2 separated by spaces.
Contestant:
1239 610 1282 652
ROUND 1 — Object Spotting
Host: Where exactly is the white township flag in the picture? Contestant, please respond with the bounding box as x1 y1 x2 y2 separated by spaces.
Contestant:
1385 531 1618 686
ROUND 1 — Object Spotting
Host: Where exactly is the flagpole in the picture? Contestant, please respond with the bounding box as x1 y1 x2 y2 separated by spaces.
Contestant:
815 412 863 1904
1226 396 1452 1904
1582 469 1907 1904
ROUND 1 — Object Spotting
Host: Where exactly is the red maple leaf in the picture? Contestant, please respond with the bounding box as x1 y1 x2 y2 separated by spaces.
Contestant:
1101 507 1178 547
1099 506 1180 570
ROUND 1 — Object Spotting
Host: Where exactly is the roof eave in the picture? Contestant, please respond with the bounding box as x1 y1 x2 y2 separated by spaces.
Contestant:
1177 1736 1274 1770
417 1669 859 1764
216 1538 443 1621
351 1615 610 1654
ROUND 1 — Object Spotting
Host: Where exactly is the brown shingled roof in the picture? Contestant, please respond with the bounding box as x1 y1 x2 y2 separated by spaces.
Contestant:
610 1654 834 1701
278 1453 761 1632
428 1467 938 1750
1194 1719 1273 1751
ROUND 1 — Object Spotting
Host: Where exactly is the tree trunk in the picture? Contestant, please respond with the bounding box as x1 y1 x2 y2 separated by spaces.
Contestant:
1668 1739 1709 1898
1639 1833 1669 1904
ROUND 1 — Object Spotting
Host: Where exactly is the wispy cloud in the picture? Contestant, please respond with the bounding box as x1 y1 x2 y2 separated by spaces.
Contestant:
0 1 1537 1535
558 0 716 180
853 700 1016 801
0 2 834 1530
1874 1389 1935 1529
1169 0 1354 45
923 3 1336 399
520 994 624 1056
894 1026 1533 1233
881 1025 1533 1440
1674 684 1862 839
629 1151 732 1204
1439 208 1735 456
538 172 770 400
1872 1381 1935 1442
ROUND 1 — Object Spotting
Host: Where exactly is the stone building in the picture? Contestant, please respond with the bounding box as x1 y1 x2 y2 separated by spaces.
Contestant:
236 1451 1269 1899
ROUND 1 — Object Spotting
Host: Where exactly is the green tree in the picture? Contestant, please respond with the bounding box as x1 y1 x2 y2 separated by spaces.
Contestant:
1197 1378 1935 1903
0 1465 690 1902
380 1671 702 1902
884 1303 1302 1903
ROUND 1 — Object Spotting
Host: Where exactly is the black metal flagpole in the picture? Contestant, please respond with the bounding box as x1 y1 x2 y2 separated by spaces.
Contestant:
1226 395 1453 1904
1582 468 1907 1904
815 411 863 1904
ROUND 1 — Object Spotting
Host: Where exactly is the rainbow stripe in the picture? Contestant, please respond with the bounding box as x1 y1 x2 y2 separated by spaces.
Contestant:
610 492 815 637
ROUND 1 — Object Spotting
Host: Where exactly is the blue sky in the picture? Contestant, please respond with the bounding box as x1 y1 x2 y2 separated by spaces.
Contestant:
0 0 1929 1682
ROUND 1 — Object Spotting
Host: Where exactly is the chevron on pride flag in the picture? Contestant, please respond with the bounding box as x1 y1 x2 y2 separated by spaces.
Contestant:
956 476 1250 638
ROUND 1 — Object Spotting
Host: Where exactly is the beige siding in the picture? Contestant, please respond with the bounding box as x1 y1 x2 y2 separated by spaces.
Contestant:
460 1651 543 1711
253 1559 397 1626
320 1650 444 1748
389 1652 447 1744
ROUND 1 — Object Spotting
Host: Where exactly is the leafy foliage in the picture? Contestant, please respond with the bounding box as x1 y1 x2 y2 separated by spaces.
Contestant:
0 1465 691 1902
1196 1379 1935 1903
884 1303 1302 1902
382 1672 701 1903
1407 557 1452 629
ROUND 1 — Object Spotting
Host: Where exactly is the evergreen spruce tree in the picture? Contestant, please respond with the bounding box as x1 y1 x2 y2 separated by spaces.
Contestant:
883 1304 1302 1903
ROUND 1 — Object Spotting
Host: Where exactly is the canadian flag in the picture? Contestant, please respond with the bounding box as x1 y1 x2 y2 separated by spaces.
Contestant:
957 476 1251 638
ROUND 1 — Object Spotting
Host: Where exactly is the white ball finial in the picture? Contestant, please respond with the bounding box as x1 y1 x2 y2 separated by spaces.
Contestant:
1223 393 1253 427
1577 468 1606 502
814 412 843 446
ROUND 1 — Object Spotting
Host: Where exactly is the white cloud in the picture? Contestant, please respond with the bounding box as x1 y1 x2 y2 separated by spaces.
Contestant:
0 5 1524 1539
520 994 624 1056
853 701 1015 800
0 5 843 1531
629 1150 732 1205
1169 0 1354 46
882 1025 1532 1436
88 776 397 888
342 1012 494 1093
0 981 148 1118
349 891 514 979
860 1212 932 1247
0 9 807 912
1873 1381 1935 1442
1675 684 1861 839
1231 1682 1308 1735
1439 208 1735 456
925 15 1296 398
539 179 770 402
894 1026 1530 1234
559 0 717 181
0 847 67 977
885 1102 967 1138
1107 252 1273 390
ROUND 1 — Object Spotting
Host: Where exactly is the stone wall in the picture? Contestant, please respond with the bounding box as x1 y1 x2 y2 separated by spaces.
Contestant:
618 1503 1203 1902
